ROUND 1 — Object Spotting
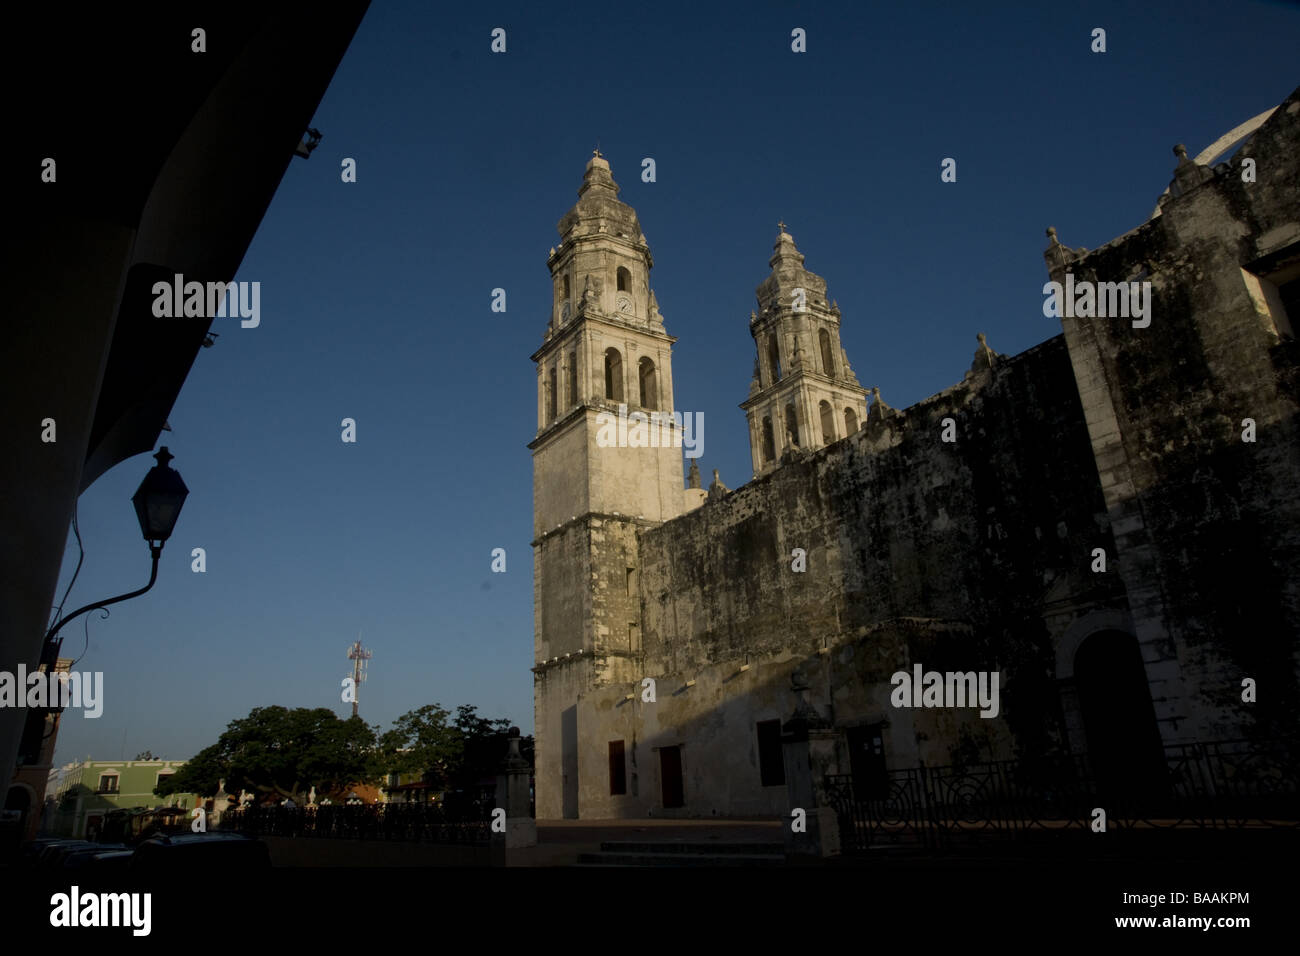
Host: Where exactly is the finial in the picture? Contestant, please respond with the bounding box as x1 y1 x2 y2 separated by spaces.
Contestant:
154 447 174 468
977 332 987 345
1046 226 1057 241
1173 143 1188 161
593 145 602 158
871 386 881 400
777 219 788 234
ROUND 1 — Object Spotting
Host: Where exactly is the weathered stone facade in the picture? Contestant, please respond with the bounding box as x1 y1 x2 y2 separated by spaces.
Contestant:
531 91 1300 820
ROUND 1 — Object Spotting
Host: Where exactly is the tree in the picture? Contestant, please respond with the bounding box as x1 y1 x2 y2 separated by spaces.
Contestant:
156 706 376 805
371 703 461 788
134 750 156 761
452 704 513 788
373 704 533 796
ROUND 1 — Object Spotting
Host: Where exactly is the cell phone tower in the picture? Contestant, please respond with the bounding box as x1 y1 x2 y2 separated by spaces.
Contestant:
346 638 372 718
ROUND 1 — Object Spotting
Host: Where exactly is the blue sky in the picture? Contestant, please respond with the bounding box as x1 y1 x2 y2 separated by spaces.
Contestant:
49 0 1300 765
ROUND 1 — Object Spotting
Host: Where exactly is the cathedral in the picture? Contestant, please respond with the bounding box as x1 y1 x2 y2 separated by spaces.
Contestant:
530 89 1300 821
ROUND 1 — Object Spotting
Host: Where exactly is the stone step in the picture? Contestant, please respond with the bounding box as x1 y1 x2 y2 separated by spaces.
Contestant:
598 841 785 855
577 851 786 867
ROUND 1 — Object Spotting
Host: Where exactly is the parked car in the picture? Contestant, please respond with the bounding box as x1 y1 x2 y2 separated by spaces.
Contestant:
49 842 128 871
35 840 100 868
130 832 271 871
18 836 71 865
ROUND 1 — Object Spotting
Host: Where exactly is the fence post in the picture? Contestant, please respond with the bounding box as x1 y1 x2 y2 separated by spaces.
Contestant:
781 666 842 860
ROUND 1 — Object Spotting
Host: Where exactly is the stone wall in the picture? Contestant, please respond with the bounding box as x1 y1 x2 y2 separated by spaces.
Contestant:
1048 89 1300 744
631 333 1124 788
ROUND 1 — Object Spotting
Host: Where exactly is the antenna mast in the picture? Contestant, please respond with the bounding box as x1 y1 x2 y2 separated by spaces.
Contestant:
346 637 372 718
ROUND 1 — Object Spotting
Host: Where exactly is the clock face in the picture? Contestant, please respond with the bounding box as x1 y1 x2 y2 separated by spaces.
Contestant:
616 294 633 314
559 302 571 323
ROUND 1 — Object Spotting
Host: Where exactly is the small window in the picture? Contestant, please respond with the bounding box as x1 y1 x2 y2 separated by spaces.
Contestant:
562 274 570 300
761 417 775 463
626 567 636 595
98 773 119 793
156 771 174 787
547 367 557 421
757 719 785 787
1242 256 1299 340
568 352 578 406
609 741 627 795
617 266 631 293
628 623 640 653
784 403 800 447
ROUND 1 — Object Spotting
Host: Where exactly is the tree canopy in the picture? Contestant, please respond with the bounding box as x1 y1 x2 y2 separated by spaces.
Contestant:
156 706 375 805
156 703 532 804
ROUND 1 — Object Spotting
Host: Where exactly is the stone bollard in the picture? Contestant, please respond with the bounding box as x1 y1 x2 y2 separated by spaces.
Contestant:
493 726 537 860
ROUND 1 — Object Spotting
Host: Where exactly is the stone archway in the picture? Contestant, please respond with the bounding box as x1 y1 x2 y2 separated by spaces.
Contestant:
1072 630 1166 805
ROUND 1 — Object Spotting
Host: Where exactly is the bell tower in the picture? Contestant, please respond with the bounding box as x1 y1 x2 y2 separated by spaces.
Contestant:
740 224 868 476
529 152 685 818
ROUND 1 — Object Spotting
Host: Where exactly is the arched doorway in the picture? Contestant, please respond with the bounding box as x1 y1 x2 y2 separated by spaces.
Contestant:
1073 630 1166 807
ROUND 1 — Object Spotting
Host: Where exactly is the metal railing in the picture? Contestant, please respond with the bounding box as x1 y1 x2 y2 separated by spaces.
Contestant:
825 738 1300 853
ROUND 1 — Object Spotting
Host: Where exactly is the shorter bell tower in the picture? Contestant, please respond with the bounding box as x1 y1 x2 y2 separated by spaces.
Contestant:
740 224 868 476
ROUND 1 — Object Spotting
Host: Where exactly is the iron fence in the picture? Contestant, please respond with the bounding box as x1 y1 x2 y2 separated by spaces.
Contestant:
825 738 1300 853
219 802 492 845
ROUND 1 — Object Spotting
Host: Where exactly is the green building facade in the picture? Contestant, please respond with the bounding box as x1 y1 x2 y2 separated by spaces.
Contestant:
51 759 198 838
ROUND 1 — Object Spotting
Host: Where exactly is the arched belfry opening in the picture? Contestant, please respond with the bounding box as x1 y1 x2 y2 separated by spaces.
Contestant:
784 403 800 447
819 400 835 444
819 328 835 377
604 348 624 402
766 335 782 384
638 356 658 410
617 266 631 293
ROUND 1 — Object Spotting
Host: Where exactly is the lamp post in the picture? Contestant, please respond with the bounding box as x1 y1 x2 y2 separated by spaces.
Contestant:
43 447 189 659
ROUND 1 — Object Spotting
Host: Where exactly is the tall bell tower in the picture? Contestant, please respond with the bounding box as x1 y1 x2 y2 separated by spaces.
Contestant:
740 224 869 476
529 152 685 818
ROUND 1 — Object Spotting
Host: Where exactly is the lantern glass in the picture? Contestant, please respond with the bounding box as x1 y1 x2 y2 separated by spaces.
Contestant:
131 447 189 543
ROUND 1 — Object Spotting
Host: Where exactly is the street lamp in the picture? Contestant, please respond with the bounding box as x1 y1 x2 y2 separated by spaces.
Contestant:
44 446 190 652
